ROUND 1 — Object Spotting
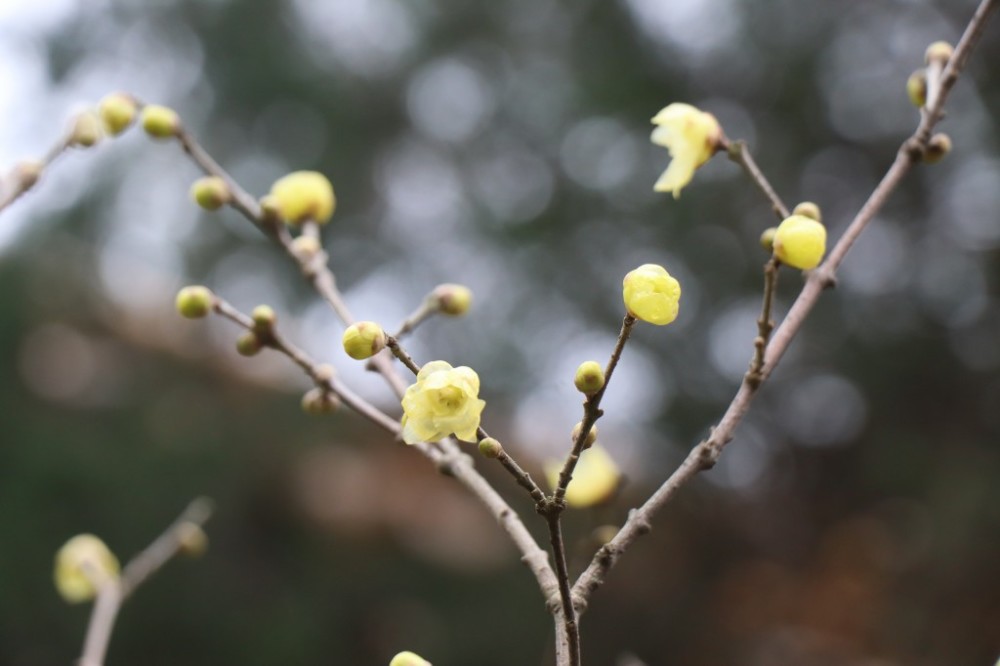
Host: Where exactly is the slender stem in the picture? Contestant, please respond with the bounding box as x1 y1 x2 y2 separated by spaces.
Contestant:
393 301 435 340
385 336 422 375
723 139 790 220
0 132 73 213
571 0 999 610
747 257 780 383
545 513 581 666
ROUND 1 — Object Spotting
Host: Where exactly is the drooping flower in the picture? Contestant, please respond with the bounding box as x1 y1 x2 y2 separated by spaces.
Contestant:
650 103 722 198
773 214 827 270
545 444 621 509
622 263 681 325
54 534 120 603
401 361 486 444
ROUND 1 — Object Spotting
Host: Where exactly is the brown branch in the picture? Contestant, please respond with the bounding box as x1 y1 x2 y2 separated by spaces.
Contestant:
571 0 999 610
723 139 790 221
746 257 780 385
78 498 213 666
0 132 73 214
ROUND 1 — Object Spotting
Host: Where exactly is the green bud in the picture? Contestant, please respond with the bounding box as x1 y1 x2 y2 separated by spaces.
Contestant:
190 176 231 211
572 421 598 449
301 387 340 415
430 283 473 316
760 227 777 253
235 331 262 357
478 437 502 459
70 111 102 148
176 522 208 558
574 361 605 395
98 93 137 136
342 322 387 360
141 104 181 139
251 305 277 329
792 201 822 223
907 69 928 108
175 286 214 319
925 133 952 164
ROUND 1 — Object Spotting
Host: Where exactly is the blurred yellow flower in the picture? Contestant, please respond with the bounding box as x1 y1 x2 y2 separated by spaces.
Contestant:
546 444 620 508
401 361 486 444
650 103 721 198
622 263 681 325
269 170 337 225
773 214 827 270
390 652 432 666
53 534 120 604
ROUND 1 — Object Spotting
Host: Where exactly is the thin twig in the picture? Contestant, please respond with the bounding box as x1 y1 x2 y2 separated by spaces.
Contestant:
722 139 791 220
747 257 780 384
571 0 999 610
0 132 73 213
78 498 214 666
545 514 581 666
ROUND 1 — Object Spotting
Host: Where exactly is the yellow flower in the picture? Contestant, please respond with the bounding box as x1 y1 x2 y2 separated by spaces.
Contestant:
773 214 827 270
401 361 486 444
390 652 432 666
545 444 620 508
622 263 681 325
650 103 722 198
53 534 120 603
268 171 337 225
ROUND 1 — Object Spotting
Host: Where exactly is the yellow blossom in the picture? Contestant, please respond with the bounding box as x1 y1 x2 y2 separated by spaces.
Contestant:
390 652 432 666
545 444 620 508
622 263 681 325
268 171 336 225
53 534 120 603
773 214 827 270
401 361 485 444
650 103 721 198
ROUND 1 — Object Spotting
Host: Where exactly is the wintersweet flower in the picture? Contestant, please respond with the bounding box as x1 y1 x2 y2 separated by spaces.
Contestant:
773 214 827 270
545 444 621 508
401 361 486 444
390 652 432 666
650 103 722 198
54 534 120 603
622 263 681 325
268 171 336 225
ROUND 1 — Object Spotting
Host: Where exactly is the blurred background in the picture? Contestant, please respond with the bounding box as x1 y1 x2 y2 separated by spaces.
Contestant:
2 0 1000 664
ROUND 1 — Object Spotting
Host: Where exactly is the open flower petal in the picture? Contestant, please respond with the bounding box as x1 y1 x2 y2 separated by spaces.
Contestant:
401 361 486 444
650 103 721 198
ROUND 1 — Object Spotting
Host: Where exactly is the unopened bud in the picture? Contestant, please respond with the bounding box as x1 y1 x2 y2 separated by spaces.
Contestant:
389 652 432 666
14 160 43 192
291 235 322 261
925 41 954 65
141 104 181 139
190 176 231 211
235 331 263 357
572 421 598 449
924 133 952 164
314 363 336 384
478 437 502 459
98 93 137 136
70 111 102 148
760 227 777 253
175 286 214 319
176 522 208 558
430 283 473 316
574 361 605 395
792 201 822 222
907 69 928 108
251 305 277 329
301 387 341 415
342 322 387 360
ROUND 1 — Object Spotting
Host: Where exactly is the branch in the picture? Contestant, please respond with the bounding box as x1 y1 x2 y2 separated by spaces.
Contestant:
78 498 213 666
572 0 999 608
723 139 790 220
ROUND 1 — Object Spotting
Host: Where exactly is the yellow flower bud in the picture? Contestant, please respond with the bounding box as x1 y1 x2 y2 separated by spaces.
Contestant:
400 361 486 444
925 133 952 164
98 93 137 136
301 387 341 415
792 201 822 222
478 436 502 458
760 227 777 253
268 171 336 225
70 111 102 148
14 160 43 192
342 322 387 360
622 263 681 325
925 41 954 64
54 534 120 603
773 214 827 270
907 69 928 108
545 444 620 508
650 102 722 198
291 235 322 261
390 652 432 666
572 421 598 449
235 331 263 356
574 360 605 394
430 283 473 316
251 305 277 329
190 176 231 211
176 522 208 558
141 104 181 139
175 286 214 319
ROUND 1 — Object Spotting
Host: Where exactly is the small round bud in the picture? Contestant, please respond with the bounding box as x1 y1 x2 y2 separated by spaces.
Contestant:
574 361 605 394
430 283 473 316
70 111 102 148
925 41 954 65
390 652 432 666
268 171 336 225
175 286 214 319
773 214 827 270
622 264 681 325
301 387 341 415
235 331 263 357
477 437 502 459
572 421 598 449
98 93 137 136
258 195 283 225
291 235 322 261
54 534 120 604
141 104 181 139
190 176 231 211
14 160 44 191
342 321 387 360
251 305 277 329
175 522 208 558
907 69 928 108
314 363 336 384
924 133 952 164
792 201 822 222
760 227 777 253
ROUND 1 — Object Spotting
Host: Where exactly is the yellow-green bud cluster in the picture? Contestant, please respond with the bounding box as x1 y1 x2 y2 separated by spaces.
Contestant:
342 322 387 360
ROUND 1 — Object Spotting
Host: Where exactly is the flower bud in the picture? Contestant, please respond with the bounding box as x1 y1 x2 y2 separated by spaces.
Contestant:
291 235 322 261
477 437 502 459
760 227 777 253
301 387 341 415
141 104 181 139
572 421 598 449
98 93 137 136
792 201 822 222
258 195 283 225
342 322 387 360
70 111 102 148
268 171 336 225
251 305 277 329
574 361 605 394
14 160 43 191
925 41 954 65
175 286 214 319
390 651 432 666
190 176 231 211
54 534 120 603
622 263 681 325
236 331 263 357
924 133 952 164
907 69 928 108
314 363 336 384
773 214 827 270
430 283 473 316
176 522 208 558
